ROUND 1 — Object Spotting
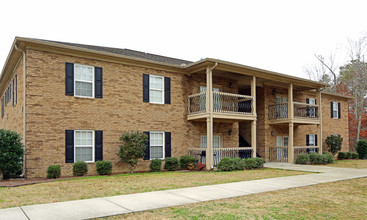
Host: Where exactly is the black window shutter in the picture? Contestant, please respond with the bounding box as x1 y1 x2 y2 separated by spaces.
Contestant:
338 102 341 119
65 130 74 163
143 131 150 160
306 134 310 146
306 98 310 116
164 77 171 104
306 98 309 104
65 63 74 96
165 132 171 158
95 67 103 98
143 74 149 102
14 75 17 105
315 134 318 146
330 102 333 118
315 99 317 105
12 79 14 106
95 130 103 161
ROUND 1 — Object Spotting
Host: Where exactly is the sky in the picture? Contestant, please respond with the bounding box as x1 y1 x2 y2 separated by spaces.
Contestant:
0 0 366 79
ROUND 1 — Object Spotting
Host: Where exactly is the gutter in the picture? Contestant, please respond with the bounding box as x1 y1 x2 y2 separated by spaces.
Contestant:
14 44 26 178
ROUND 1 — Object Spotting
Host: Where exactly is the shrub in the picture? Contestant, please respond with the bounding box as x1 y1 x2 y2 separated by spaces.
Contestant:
243 158 257 170
47 165 61 179
295 153 310 164
345 152 352 159
217 158 236 171
196 162 205 171
253 158 265 168
187 163 195 171
356 139 367 159
0 129 24 180
179 155 196 170
325 135 343 156
338 152 346 160
118 131 148 173
164 157 179 171
96 161 113 175
351 152 359 159
150 159 162 172
323 152 334 164
309 152 325 165
73 161 88 176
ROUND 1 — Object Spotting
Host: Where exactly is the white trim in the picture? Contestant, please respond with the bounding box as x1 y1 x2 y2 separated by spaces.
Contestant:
74 63 95 98
74 130 95 163
149 74 164 104
309 134 315 146
149 131 165 160
332 102 339 119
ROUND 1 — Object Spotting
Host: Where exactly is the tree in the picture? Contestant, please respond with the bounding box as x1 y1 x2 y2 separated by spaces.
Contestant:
118 131 148 173
356 139 367 159
0 129 24 180
325 135 343 156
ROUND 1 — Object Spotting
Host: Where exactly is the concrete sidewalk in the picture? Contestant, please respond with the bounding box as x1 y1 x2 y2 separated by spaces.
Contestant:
1 163 367 220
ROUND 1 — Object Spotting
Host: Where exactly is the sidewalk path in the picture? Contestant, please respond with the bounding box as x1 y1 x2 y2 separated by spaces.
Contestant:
1 163 366 220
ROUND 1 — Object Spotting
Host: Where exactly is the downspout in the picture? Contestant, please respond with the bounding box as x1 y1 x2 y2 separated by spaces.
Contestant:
14 44 26 178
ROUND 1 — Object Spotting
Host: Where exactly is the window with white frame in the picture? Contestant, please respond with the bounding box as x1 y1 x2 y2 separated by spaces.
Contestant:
74 64 94 98
150 131 164 159
309 134 315 146
75 130 94 162
332 102 338 119
309 98 316 117
149 75 164 104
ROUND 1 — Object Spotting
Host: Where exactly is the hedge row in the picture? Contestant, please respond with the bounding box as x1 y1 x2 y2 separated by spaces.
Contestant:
217 157 265 171
337 152 359 160
47 160 113 179
295 152 334 165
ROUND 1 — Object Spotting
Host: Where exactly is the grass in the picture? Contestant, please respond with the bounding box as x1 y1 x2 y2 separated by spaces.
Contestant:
327 159 367 169
0 168 305 209
107 177 367 219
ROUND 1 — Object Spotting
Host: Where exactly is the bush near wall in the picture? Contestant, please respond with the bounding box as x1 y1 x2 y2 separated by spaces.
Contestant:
295 153 310 164
217 157 264 171
179 156 197 170
73 161 88 176
47 165 61 179
338 152 359 160
164 157 179 171
356 140 367 159
295 153 333 165
96 161 112 175
150 159 162 172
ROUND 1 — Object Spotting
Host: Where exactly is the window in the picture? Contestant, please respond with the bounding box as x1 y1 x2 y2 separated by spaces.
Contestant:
150 131 164 159
332 102 338 119
74 130 94 162
149 75 164 104
309 134 315 146
74 64 94 98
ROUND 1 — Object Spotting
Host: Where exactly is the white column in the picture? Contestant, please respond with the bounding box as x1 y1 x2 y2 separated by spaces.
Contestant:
316 88 323 154
288 122 294 163
251 76 257 158
206 65 214 170
288 83 293 120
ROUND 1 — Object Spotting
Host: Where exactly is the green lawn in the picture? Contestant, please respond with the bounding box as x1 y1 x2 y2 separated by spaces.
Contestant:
327 159 367 169
0 168 305 209
107 177 367 219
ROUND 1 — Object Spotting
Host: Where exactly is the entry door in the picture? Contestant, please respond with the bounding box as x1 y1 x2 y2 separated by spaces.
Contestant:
276 136 288 161
200 86 220 112
200 135 221 165
276 96 288 118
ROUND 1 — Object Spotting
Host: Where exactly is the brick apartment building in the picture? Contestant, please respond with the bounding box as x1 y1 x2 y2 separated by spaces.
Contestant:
0 37 351 178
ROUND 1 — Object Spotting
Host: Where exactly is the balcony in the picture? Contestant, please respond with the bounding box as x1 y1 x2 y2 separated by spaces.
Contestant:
268 102 320 124
188 91 256 121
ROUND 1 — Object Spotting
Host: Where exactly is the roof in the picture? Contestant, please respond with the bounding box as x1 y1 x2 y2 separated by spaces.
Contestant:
321 91 353 99
44 40 193 66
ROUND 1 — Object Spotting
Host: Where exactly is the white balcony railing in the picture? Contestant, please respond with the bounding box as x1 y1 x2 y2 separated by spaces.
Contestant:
188 92 253 115
268 102 319 120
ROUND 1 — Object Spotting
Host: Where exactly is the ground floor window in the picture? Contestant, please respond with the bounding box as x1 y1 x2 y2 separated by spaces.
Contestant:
75 130 94 162
150 131 164 159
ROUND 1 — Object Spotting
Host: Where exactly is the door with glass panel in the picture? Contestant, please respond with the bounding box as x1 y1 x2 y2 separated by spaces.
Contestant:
276 136 288 162
276 96 288 119
200 86 220 112
200 135 221 165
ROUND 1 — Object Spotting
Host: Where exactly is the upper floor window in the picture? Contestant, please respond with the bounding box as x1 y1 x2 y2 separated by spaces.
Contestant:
149 75 164 104
74 64 94 98
331 101 340 119
143 74 170 104
65 62 103 98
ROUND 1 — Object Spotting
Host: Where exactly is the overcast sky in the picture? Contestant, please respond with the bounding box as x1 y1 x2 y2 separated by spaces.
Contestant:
0 0 366 79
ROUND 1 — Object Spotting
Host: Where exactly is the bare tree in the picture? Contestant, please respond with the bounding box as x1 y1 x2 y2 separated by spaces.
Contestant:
340 35 367 143
303 53 338 92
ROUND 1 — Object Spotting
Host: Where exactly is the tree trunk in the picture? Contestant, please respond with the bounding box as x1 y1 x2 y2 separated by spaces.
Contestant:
0 170 3 181
357 114 362 143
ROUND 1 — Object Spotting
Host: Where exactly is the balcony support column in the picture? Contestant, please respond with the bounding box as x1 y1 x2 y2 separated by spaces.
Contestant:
288 122 294 163
288 83 293 120
251 76 257 158
205 63 216 170
316 88 322 153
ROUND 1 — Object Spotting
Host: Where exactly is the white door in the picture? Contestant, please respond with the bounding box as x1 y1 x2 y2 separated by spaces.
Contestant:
200 135 221 165
200 86 220 112
309 98 316 117
276 136 282 159
283 97 288 118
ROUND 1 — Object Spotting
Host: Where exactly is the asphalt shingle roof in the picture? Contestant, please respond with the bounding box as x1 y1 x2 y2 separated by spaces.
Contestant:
45 40 193 66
